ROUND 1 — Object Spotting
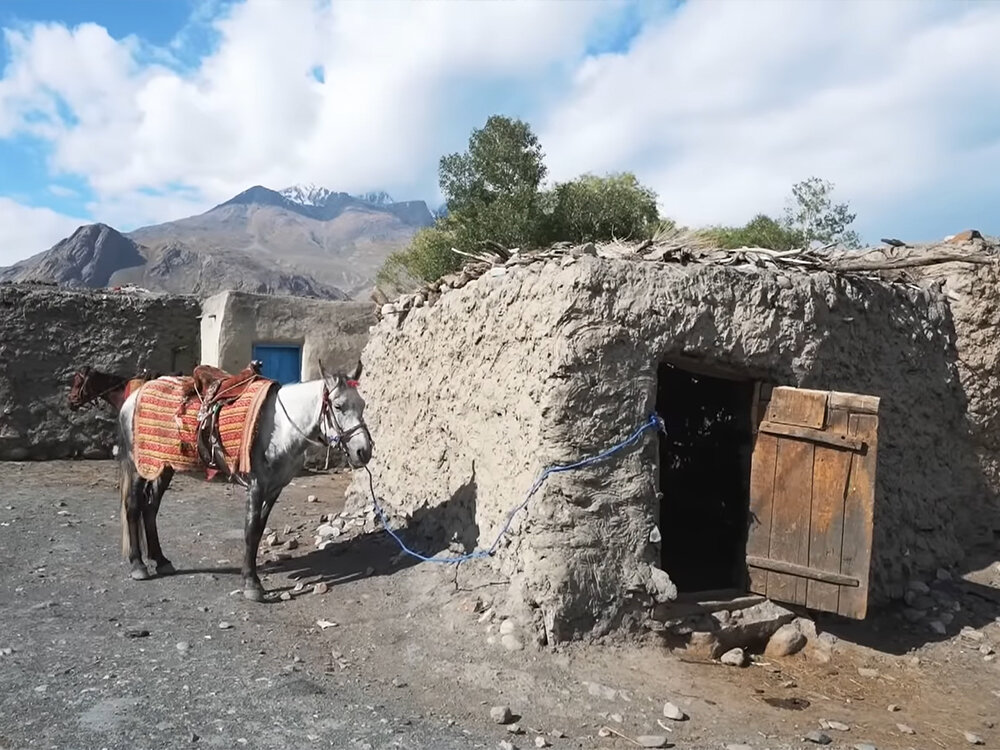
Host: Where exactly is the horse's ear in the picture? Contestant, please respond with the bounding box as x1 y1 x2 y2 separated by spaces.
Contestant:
317 358 338 386
348 361 362 382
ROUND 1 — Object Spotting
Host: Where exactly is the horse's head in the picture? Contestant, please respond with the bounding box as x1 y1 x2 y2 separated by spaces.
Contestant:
67 366 95 410
67 366 129 411
319 360 372 468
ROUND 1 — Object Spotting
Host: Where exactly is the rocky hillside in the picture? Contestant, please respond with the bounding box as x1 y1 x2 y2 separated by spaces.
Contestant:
0 224 347 300
0 185 435 299
128 185 434 296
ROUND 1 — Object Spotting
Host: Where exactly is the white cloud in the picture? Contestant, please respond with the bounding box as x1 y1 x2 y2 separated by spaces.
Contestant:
1 0 999 262
0 198 87 265
0 0 617 229
539 1 1000 238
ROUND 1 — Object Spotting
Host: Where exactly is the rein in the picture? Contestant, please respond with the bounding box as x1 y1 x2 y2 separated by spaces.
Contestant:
71 373 130 408
275 381 371 461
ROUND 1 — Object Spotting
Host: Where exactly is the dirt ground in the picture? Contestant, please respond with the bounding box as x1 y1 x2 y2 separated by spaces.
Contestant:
1 462 999 750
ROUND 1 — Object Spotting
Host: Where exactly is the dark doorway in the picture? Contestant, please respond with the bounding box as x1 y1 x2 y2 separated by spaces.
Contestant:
657 363 756 593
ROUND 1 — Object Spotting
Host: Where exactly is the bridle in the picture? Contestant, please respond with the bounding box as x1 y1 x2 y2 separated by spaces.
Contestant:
69 369 127 410
319 379 371 450
277 378 372 465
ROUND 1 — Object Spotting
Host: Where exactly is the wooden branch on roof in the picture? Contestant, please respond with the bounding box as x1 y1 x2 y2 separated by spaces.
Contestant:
825 252 998 272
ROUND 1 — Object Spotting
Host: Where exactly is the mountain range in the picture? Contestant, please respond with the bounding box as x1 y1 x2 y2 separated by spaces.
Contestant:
0 185 437 299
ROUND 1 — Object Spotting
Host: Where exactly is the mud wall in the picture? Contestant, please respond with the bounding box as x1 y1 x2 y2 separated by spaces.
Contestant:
0 284 200 460
911 259 1000 537
200 291 375 379
348 255 981 643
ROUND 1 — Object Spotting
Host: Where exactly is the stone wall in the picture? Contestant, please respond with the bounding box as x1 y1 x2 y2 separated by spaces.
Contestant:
0 284 200 460
200 291 375 378
347 254 982 643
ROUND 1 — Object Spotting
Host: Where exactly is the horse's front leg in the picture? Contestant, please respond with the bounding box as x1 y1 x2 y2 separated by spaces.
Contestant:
241 481 269 601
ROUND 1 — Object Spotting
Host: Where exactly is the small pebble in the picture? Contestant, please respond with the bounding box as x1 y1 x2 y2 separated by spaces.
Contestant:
964 731 984 745
636 736 669 749
307 494 318 502
506 724 524 735
313 582 328 595
804 731 832 745
887 704 900 712
720 647 748 667
663 701 687 720
857 667 879 678
490 706 513 725
534 738 549 749
609 713 623 723
218 621 232 630
501 634 524 651
896 723 915 735
824 720 850 732
853 744 877 750
176 641 190 653
279 592 292 601
497 741 515 750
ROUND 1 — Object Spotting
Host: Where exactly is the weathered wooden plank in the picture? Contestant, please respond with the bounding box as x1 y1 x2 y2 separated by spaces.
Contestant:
745 556 860 587
747 431 779 596
766 436 814 605
829 391 881 415
838 413 878 618
766 387 828 429
758 420 866 452
806 408 853 612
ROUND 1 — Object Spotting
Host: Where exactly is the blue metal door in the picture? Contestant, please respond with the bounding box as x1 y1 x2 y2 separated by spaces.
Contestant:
252 344 302 385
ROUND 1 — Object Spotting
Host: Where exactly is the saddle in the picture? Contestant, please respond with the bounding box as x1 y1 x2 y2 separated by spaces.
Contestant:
182 360 264 482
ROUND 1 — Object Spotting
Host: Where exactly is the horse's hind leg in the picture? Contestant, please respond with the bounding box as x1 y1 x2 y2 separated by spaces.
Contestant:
126 475 151 581
143 469 175 576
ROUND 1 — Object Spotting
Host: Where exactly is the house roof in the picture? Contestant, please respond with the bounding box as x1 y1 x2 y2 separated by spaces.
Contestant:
378 231 1000 320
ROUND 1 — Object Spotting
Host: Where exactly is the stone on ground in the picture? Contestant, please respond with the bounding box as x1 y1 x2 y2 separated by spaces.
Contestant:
765 623 807 657
804 730 832 744
662 701 687 720
490 706 513 725
636 736 669 748
720 647 748 667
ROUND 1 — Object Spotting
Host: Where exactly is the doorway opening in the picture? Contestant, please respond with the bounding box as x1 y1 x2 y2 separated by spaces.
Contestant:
657 362 757 593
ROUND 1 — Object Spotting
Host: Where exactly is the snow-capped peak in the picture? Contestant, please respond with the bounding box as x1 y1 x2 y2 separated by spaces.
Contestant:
280 183 333 207
354 190 395 206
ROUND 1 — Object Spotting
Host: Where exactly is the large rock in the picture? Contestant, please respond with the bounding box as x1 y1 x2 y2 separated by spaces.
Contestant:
765 622 807 657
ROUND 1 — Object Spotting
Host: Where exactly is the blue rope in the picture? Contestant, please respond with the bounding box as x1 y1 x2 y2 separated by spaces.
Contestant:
365 413 666 565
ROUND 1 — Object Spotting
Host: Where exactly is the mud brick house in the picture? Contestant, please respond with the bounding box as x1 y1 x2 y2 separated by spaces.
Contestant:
347 236 1000 645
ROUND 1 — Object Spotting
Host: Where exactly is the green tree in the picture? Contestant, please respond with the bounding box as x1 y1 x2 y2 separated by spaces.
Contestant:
439 114 547 249
542 173 659 243
702 214 803 251
782 176 861 248
376 115 664 290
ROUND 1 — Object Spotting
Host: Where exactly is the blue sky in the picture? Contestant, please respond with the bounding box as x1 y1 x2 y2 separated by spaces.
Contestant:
1 0 999 265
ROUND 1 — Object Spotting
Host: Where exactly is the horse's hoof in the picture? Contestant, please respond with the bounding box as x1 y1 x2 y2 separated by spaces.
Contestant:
129 564 151 581
156 561 176 576
242 587 266 603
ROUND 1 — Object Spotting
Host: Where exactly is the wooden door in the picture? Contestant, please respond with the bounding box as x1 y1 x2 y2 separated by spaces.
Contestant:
746 385 879 619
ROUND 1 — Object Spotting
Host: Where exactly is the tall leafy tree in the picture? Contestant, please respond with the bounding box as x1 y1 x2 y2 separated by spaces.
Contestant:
782 177 861 248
